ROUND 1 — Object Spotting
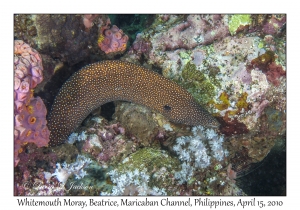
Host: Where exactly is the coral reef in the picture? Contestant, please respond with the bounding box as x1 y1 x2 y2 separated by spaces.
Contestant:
121 14 285 195
14 40 43 102
98 19 129 55
248 51 286 86
13 14 286 196
130 33 151 55
261 15 286 35
67 116 139 168
15 168 65 196
150 15 229 52
14 142 60 195
234 15 287 37
174 61 220 106
126 33 151 62
14 40 49 166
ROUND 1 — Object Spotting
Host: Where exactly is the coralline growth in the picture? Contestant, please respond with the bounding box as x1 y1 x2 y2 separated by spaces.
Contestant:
98 19 129 55
13 14 286 196
150 15 229 52
14 40 49 166
249 51 286 86
67 118 131 168
174 61 220 106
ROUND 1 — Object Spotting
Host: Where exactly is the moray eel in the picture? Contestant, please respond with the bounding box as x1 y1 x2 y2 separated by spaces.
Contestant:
47 60 219 146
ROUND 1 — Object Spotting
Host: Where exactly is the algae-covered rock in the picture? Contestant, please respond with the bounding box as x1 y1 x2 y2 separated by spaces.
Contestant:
113 101 158 146
113 147 180 191
174 61 220 107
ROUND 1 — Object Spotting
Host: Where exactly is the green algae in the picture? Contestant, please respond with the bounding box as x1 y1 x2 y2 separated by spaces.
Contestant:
179 51 192 65
115 147 179 173
228 15 252 35
174 61 220 106
258 41 265 49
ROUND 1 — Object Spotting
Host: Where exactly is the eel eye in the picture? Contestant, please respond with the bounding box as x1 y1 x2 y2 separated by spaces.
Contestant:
163 105 172 111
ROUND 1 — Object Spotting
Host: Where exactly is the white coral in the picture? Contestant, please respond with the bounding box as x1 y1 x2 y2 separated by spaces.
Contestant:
52 155 92 183
205 128 217 139
68 133 78 144
176 136 187 145
103 168 166 196
173 125 227 183
78 131 87 141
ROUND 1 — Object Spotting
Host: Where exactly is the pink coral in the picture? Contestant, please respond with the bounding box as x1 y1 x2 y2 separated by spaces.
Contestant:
97 135 127 165
14 40 50 166
96 123 128 164
15 168 64 196
79 121 137 167
265 62 286 86
83 14 99 30
232 63 252 84
98 22 129 54
251 99 269 118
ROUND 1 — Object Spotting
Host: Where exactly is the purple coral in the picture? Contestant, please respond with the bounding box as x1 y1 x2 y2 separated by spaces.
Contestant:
262 15 286 36
98 21 129 54
14 40 49 166
251 99 269 118
248 15 286 37
129 33 151 56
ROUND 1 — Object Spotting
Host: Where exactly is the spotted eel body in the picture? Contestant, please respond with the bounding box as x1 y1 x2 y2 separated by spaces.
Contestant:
47 60 219 146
